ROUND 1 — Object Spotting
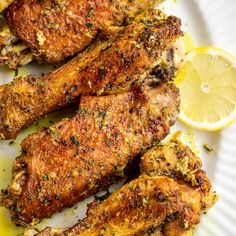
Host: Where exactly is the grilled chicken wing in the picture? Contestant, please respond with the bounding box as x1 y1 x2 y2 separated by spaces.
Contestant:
0 82 180 226
35 141 216 236
6 0 164 64
0 8 164 69
140 141 212 198
0 16 183 139
37 176 202 236
140 140 217 235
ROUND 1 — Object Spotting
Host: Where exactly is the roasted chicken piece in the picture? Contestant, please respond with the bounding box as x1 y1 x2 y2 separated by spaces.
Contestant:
0 8 164 69
37 176 203 236
0 82 180 226
140 140 211 196
0 23 33 69
6 0 164 64
35 141 216 236
140 140 217 235
0 16 183 139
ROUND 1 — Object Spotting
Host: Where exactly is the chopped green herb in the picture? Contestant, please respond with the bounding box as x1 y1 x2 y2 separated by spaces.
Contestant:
85 22 93 28
88 7 94 18
136 199 141 206
47 23 59 29
28 195 33 201
14 69 19 77
203 144 214 153
9 141 15 145
107 140 113 146
143 196 149 204
16 206 22 212
129 184 134 190
42 174 49 181
44 8 50 15
78 108 88 115
1 48 7 57
37 81 44 86
43 198 50 206
0 14 5 21
71 136 80 146
127 123 131 129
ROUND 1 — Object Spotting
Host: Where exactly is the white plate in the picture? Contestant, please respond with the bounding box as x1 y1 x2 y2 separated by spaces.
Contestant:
0 0 236 235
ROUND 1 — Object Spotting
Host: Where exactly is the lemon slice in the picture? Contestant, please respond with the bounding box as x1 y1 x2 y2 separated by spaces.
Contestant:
175 47 236 131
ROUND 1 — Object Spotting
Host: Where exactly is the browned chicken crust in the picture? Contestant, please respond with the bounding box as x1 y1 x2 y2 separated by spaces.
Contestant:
0 83 180 226
0 16 183 139
38 176 202 236
0 8 164 69
140 141 212 199
6 0 164 64
140 141 217 235
36 141 216 236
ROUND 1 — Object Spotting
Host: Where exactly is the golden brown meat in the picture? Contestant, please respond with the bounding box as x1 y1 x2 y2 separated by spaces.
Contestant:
140 141 217 235
35 141 216 236
0 8 164 69
0 82 180 226
0 16 183 139
140 141 212 198
6 0 164 64
37 176 202 236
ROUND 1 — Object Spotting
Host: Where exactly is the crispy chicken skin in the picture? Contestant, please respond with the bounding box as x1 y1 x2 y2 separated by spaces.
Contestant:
6 0 163 64
0 83 180 226
140 141 212 197
0 16 183 139
36 141 216 236
0 8 164 69
140 141 217 235
37 176 202 236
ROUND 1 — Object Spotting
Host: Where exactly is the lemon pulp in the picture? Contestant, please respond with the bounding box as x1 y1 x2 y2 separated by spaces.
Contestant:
175 47 236 131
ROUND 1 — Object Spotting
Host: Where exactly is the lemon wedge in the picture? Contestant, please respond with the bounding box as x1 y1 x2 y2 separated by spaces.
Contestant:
175 47 236 131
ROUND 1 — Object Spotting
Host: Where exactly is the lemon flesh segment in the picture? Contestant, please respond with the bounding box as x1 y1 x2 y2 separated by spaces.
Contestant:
175 47 236 131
